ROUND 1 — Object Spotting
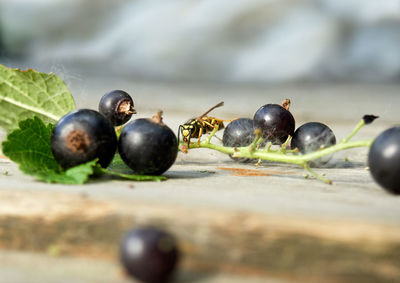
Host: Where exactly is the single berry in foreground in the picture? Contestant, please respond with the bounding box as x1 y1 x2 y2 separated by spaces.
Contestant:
368 126 400 194
223 118 255 162
51 109 117 169
120 227 180 283
253 104 295 144
291 122 336 166
118 111 178 175
99 90 136 126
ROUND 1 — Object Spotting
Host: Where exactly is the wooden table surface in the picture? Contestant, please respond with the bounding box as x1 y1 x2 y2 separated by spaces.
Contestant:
0 81 399 283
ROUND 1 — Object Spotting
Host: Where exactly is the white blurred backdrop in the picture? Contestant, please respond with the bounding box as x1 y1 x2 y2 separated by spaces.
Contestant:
1 0 400 83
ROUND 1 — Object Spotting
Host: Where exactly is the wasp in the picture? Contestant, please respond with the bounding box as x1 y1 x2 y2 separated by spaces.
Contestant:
179 102 233 148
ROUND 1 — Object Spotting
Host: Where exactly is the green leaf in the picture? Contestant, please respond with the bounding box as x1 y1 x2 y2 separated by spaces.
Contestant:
108 153 130 172
2 117 97 184
105 154 167 181
2 117 60 174
36 159 100 184
0 64 76 131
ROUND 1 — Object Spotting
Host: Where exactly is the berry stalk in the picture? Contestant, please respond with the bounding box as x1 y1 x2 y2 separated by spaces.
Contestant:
180 117 375 184
185 138 372 165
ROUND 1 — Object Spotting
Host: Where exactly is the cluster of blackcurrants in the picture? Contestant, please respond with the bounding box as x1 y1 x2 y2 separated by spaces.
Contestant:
50 90 178 175
222 102 400 195
222 102 336 166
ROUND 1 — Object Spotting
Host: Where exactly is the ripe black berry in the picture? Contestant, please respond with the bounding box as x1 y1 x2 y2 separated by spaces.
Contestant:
253 104 295 144
223 118 255 162
51 109 117 169
368 126 400 194
118 112 178 175
99 90 136 126
291 122 336 166
120 227 180 283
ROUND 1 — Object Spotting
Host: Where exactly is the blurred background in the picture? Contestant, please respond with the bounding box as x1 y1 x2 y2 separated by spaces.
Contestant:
1 3 400 283
1 0 400 84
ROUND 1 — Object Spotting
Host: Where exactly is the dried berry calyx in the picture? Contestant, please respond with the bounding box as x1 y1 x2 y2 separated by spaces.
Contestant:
281 99 291 111
51 109 117 169
151 110 165 125
118 99 136 116
66 130 90 153
99 90 136 126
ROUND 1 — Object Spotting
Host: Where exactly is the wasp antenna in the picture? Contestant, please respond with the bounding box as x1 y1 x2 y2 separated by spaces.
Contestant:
198 101 224 118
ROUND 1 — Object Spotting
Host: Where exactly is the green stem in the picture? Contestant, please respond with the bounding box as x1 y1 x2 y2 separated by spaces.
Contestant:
184 116 374 165
249 129 262 152
342 119 365 143
303 163 332 184
206 125 219 144
280 135 291 153
188 139 373 166
179 116 376 184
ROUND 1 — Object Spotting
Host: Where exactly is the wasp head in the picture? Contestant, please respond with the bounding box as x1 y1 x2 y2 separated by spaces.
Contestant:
178 123 194 146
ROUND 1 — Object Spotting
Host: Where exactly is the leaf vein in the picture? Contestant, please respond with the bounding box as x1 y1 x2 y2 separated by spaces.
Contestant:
0 96 60 122
1 78 37 105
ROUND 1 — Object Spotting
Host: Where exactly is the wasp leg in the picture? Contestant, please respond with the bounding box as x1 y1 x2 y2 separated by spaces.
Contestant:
204 118 239 124
202 120 218 128
197 127 204 146
222 118 240 122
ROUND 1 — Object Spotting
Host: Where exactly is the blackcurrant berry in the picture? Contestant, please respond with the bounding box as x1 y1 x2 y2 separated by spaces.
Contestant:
51 109 117 169
99 90 136 126
291 122 336 166
223 118 255 162
253 104 295 144
120 227 180 283
118 112 178 175
368 126 400 194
